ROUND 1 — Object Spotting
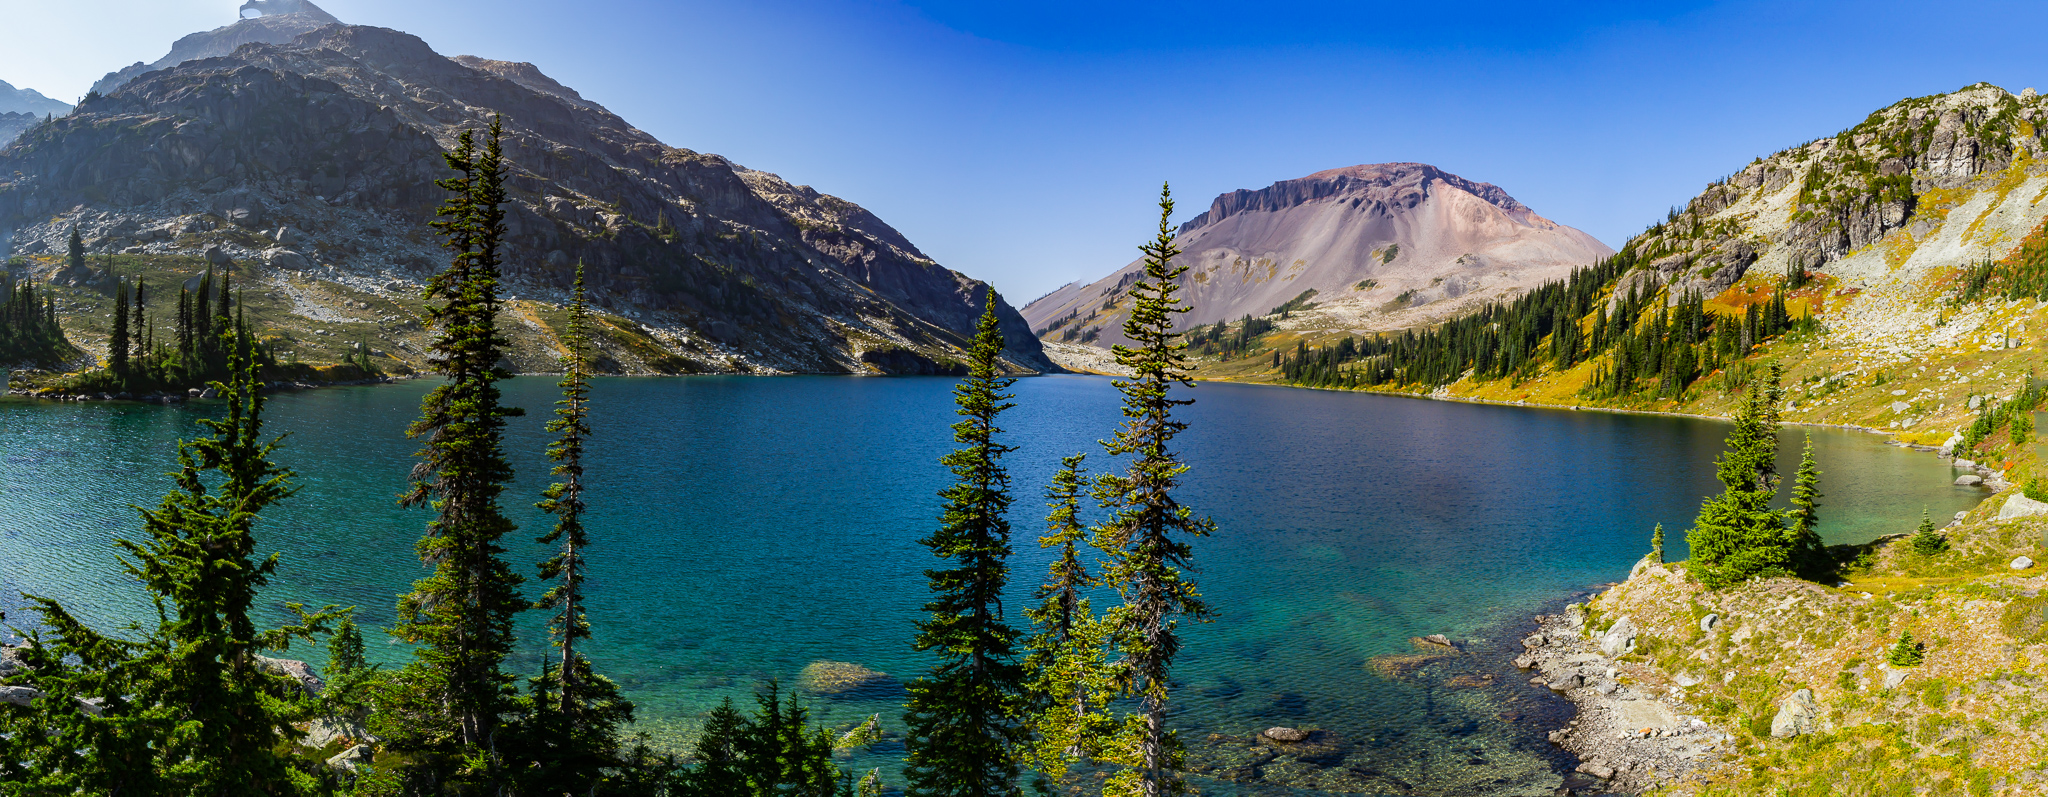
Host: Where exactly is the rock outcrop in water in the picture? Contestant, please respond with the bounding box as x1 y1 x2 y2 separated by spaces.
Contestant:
3 4 1048 375
1022 163 1612 352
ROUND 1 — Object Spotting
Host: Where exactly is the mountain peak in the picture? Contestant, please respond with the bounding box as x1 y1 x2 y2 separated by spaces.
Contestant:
1178 162 1532 236
90 0 344 96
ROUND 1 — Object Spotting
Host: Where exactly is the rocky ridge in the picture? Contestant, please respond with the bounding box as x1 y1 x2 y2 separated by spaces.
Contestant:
3 6 1048 375
1023 163 1612 356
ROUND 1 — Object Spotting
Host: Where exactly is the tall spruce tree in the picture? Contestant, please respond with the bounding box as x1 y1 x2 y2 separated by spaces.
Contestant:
1021 453 1119 790
1686 365 1796 588
390 117 527 785
66 227 84 275
903 294 1027 797
1093 184 1215 797
0 331 334 794
1787 434 1826 578
110 280 130 382
521 263 635 794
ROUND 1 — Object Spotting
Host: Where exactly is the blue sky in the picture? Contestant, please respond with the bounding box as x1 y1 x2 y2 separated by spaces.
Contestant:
7 1 2048 302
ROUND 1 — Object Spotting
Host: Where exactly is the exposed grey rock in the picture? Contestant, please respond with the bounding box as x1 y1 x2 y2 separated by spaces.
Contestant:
1884 668 1908 689
204 246 231 265
2014 556 2036 570
257 656 325 697
265 248 311 271
1769 689 1820 738
1998 494 2048 521
1260 726 1308 743
0 685 39 707
1699 613 1719 632
303 716 379 749
1597 617 1638 657
326 743 372 773
1575 761 1616 780
1957 475 1985 486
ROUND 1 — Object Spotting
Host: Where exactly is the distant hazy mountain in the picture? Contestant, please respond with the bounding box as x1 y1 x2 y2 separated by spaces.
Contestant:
1023 163 1612 350
1 4 1048 375
0 80 70 117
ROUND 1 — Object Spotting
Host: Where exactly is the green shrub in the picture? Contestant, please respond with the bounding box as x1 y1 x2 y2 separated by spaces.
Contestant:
1911 510 1949 557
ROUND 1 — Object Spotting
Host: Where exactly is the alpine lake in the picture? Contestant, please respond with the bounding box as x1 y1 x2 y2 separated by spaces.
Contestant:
0 374 1983 795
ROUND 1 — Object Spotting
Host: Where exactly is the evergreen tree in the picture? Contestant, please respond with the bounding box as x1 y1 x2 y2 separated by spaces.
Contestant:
1686 365 1794 588
0 331 334 794
1649 523 1664 564
682 684 846 797
1021 454 1119 790
389 117 527 786
520 263 634 794
903 294 1027 797
131 277 148 368
1911 509 1949 556
110 280 130 383
1787 434 1827 578
1093 184 1215 797
66 227 86 275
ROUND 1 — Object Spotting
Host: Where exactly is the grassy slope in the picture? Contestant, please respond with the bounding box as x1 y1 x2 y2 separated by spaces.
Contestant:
9 251 710 385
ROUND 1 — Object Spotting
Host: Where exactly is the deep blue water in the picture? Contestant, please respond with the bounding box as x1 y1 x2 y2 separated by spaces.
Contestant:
0 376 1980 795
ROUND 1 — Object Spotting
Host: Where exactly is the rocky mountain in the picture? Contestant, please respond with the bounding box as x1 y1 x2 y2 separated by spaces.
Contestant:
89 0 343 97
0 113 37 149
2 3 1047 375
0 80 69 116
1023 163 1612 352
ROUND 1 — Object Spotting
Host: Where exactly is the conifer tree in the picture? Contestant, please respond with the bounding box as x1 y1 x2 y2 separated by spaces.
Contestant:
1686 365 1796 588
1911 509 1948 556
110 280 130 382
903 294 1027 797
1093 184 1215 797
1787 434 1826 577
520 263 634 794
1021 454 1119 790
1649 523 1665 564
0 331 334 794
66 227 85 275
131 277 148 367
390 116 527 784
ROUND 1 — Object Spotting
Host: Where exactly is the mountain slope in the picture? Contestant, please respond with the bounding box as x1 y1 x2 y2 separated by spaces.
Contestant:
2 6 1047 375
1023 163 1612 351
88 0 343 97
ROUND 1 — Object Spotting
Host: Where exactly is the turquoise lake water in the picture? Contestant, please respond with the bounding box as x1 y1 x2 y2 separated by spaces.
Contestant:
0 375 1983 795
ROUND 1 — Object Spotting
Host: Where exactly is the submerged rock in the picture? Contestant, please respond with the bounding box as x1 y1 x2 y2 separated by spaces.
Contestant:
799 660 899 697
1261 726 1308 743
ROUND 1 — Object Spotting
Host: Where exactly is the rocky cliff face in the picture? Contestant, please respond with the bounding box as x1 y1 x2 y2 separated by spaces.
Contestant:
4 11 1046 374
1022 163 1612 350
1626 83 2048 303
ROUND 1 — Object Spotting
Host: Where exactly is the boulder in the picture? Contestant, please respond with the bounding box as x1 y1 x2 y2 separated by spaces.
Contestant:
265 248 311 271
304 716 379 749
1769 688 1820 738
257 656 325 697
204 245 231 265
1597 617 1638 657
0 685 39 707
799 661 899 697
1956 474 1984 486
1998 494 2048 522
1957 459 1978 469
1255 727 1345 764
1884 668 1909 689
2015 556 2036 570
1575 761 1616 780
1261 726 1309 743
0 644 28 677
275 226 305 247
1699 613 1719 632
1522 633 1548 649
326 744 372 774
1410 634 1459 652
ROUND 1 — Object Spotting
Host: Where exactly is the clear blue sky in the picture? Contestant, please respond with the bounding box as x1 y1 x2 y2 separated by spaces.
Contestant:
7 1 2048 302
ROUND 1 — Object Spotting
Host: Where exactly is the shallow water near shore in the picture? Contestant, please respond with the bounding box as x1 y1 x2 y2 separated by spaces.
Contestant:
0 375 1981 794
